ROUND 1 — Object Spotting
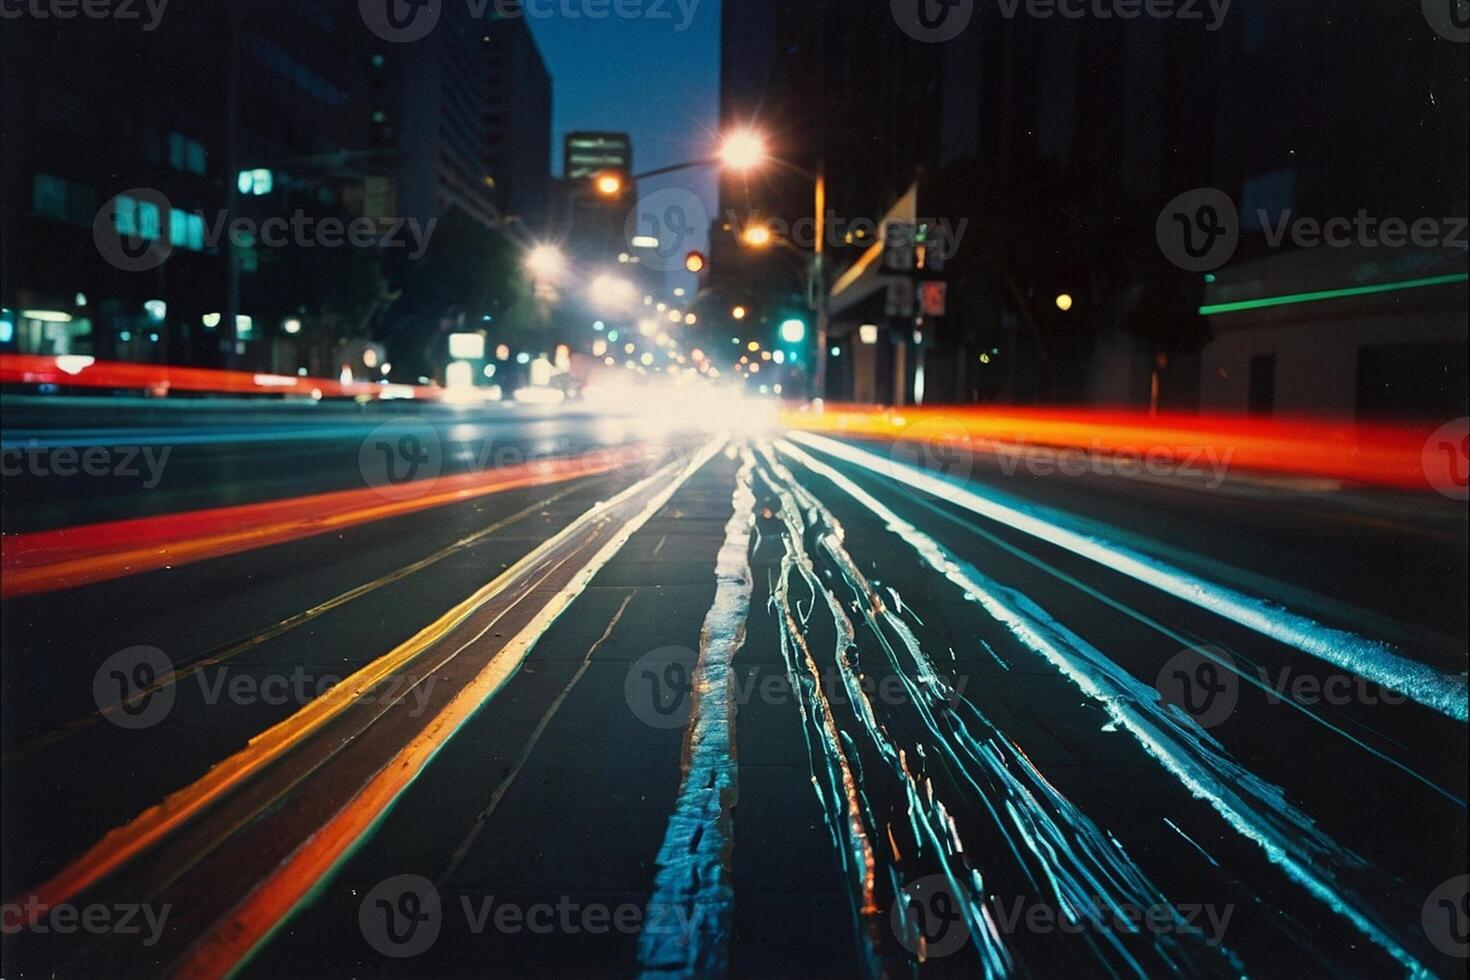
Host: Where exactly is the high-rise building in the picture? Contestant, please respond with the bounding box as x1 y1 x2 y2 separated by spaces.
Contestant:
391 8 502 233
485 15 553 229
1 5 233 365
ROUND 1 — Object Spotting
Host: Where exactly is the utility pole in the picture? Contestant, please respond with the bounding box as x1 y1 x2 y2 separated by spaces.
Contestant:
812 160 829 401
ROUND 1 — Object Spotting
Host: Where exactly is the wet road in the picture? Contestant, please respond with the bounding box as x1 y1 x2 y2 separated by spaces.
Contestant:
1 401 1466 978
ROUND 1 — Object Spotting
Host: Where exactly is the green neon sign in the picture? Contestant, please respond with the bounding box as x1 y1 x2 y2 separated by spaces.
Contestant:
1199 273 1468 316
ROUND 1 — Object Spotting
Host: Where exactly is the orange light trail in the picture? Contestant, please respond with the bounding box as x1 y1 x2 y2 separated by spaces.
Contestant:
1 451 640 599
781 403 1445 491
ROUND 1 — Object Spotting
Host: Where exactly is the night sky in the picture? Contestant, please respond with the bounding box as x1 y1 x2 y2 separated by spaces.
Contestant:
528 0 722 283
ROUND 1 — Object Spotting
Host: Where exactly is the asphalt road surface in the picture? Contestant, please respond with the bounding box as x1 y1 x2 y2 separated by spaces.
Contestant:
2 398 1466 978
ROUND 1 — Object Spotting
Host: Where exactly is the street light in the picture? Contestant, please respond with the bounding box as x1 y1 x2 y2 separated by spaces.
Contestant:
742 225 774 248
594 172 624 197
718 130 768 172
525 244 567 280
1056 293 1075 312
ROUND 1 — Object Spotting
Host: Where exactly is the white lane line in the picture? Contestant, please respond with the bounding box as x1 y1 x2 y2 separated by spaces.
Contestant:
177 439 728 979
777 439 1434 976
789 432 1468 723
637 448 757 980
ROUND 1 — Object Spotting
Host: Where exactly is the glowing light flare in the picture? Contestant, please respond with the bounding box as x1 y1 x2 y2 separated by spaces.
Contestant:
718 129 768 172
594 172 624 197
525 244 567 281
742 225 773 248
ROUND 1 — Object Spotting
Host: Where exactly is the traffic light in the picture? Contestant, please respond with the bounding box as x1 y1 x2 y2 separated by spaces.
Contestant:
780 318 807 344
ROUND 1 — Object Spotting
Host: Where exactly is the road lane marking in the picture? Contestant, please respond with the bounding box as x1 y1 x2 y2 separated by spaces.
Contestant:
2 449 643 599
885 478 1465 807
8 446 713 927
175 439 725 980
789 432 1468 723
757 447 1250 975
1 479 609 765
434 590 638 885
775 439 1434 975
637 447 755 980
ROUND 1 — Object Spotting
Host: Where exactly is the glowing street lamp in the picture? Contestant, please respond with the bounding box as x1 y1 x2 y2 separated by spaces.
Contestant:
731 305 748 321
1055 293 1075 312
594 172 624 197
525 244 567 281
718 130 768 172
742 225 773 248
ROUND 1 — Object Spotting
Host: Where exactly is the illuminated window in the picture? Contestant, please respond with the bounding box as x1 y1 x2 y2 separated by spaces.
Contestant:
32 174 69 221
